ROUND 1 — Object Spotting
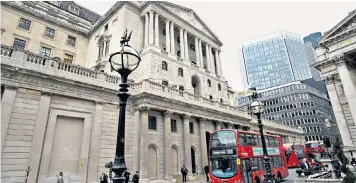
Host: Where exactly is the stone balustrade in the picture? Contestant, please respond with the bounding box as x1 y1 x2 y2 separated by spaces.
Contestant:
1 45 301 133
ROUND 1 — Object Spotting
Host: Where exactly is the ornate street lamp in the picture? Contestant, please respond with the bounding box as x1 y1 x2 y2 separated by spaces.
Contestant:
249 88 275 183
105 29 141 183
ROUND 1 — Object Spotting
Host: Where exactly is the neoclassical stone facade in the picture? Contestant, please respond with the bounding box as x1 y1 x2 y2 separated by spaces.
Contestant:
314 9 356 148
1 1 302 183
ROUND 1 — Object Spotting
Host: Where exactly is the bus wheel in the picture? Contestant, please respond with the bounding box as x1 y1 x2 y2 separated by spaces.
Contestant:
254 177 260 183
276 173 282 183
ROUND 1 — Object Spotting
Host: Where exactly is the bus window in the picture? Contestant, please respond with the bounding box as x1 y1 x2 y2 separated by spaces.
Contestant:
274 137 280 146
257 136 262 146
257 158 264 170
240 133 246 146
251 158 258 171
245 134 253 146
266 136 272 146
251 135 257 146
278 156 283 167
211 130 237 147
210 158 238 178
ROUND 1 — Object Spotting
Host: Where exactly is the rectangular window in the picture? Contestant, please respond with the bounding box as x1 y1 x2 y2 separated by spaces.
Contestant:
18 18 31 31
239 133 246 145
104 24 108 32
148 116 157 130
163 28 166 36
162 80 168 86
190 43 195 51
40 46 51 57
44 27 56 39
171 119 177 132
189 122 194 134
13 38 26 50
67 35 76 47
64 53 74 63
179 86 184 91
105 40 110 55
251 158 258 170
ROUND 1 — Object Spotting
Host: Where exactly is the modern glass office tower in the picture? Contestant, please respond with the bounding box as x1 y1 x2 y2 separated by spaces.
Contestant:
242 31 312 90
303 32 322 49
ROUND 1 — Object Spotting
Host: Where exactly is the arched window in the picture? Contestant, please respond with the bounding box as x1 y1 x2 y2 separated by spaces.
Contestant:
162 61 168 71
207 79 211 87
218 84 221 91
178 68 183 77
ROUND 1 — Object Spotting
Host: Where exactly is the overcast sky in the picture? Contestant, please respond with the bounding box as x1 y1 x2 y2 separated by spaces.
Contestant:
77 1 356 92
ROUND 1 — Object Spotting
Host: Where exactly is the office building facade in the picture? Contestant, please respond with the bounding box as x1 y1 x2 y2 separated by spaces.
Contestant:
242 31 312 90
237 79 336 142
304 42 322 81
303 32 322 49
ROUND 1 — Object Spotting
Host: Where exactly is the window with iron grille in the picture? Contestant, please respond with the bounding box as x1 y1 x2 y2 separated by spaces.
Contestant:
148 116 157 130
218 84 221 91
189 122 194 134
18 18 31 31
171 119 177 132
40 46 51 57
162 80 168 86
67 35 76 47
64 53 74 63
207 79 211 87
13 38 26 50
209 95 213 100
44 27 56 39
178 68 183 77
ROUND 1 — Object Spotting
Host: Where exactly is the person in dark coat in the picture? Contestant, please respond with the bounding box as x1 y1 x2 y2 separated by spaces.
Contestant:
204 163 209 182
124 169 131 183
99 172 108 183
300 158 310 170
181 165 188 182
132 171 139 183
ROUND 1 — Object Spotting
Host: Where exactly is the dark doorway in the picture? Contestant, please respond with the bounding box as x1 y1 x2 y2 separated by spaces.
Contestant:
205 132 210 159
191 147 196 173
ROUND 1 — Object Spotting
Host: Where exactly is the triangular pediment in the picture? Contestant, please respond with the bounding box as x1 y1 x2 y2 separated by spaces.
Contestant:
157 2 221 44
319 9 356 44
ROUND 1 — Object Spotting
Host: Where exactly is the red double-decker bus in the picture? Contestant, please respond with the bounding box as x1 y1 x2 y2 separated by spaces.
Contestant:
209 129 289 183
304 141 323 166
283 143 304 168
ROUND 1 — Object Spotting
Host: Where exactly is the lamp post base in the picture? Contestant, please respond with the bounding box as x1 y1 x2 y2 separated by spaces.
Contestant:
106 156 127 183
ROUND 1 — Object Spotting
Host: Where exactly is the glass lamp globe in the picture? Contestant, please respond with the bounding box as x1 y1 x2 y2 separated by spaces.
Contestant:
109 45 141 73
250 100 264 114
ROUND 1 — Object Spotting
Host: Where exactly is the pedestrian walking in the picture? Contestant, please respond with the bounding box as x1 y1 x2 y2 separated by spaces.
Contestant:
132 171 139 183
124 169 131 183
204 163 209 182
181 165 188 182
99 172 109 183
57 172 64 183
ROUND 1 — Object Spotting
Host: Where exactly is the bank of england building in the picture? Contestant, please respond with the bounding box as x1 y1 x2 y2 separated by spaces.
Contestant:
1 1 302 183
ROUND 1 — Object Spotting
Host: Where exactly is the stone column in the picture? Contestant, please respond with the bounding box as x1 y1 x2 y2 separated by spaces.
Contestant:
199 119 208 168
149 11 154 45
336 58 356 126
1 85 17 152
165 19 170 52
184 30 189 60
325 77 353 146
205 44 210 71
154 12 159 47
218 51 223 77
170 22 175 54
140 107 150 180
215 121 221 130
183 114 193 178
145 12 149 46
195 37 199 65
214 49 220 75
88 101 103 181
27 92 52 183
198 39 203 67
164 111 172 179
180 28 184 58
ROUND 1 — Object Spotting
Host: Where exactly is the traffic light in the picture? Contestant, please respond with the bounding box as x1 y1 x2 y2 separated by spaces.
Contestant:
323 137 331 148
